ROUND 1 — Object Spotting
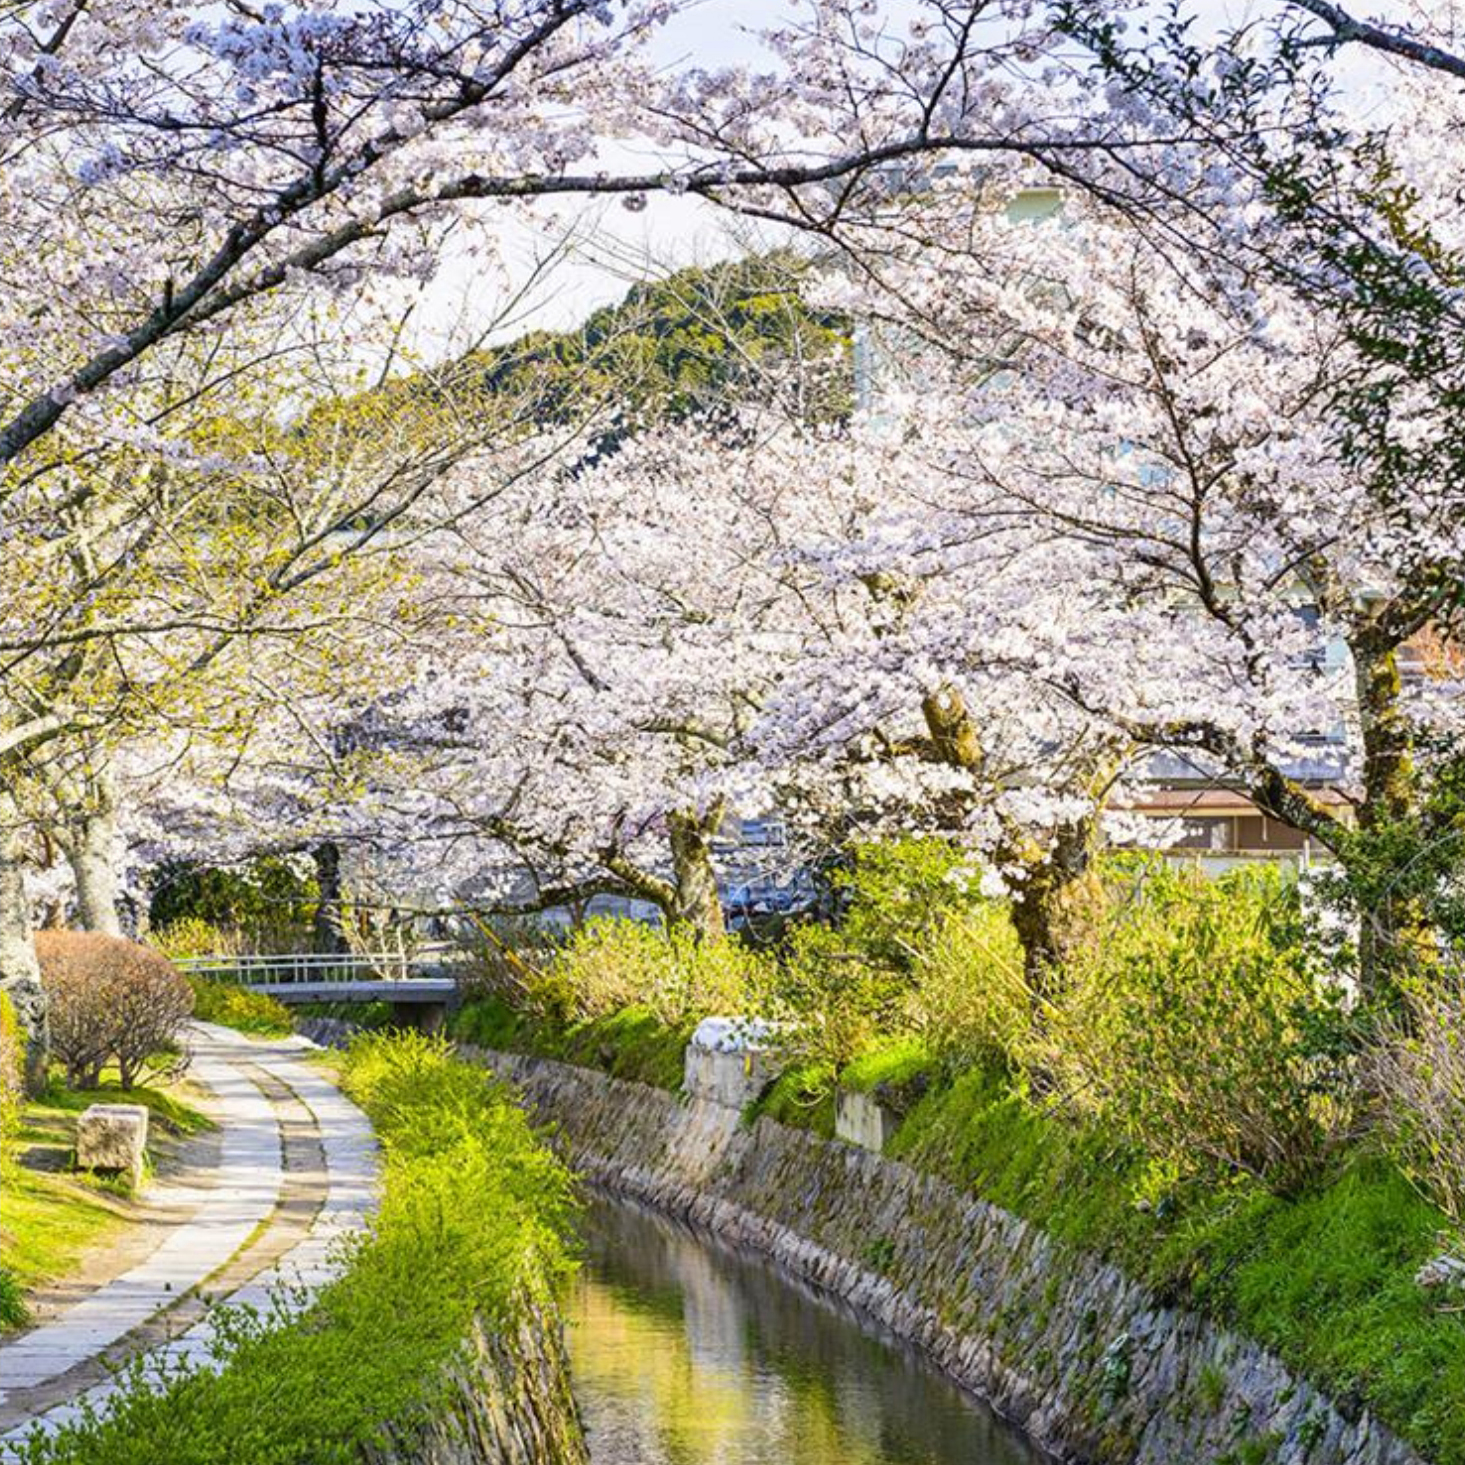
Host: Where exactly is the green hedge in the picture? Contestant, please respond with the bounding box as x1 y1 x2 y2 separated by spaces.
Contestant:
19 1032 576 1465
185 978 294 1037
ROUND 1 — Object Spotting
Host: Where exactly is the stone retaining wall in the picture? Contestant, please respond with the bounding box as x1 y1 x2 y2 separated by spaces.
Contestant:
464 1046 1425 1465
365 1280 587 1465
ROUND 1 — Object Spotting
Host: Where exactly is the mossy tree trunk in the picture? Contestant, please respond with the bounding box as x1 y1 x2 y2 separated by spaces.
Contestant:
667 806 726 941
1348 632 1434 1001
920 685 1107 1006
1006 817 1104 1010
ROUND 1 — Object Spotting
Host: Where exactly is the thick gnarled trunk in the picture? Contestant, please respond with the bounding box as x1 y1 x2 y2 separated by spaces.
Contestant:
920 683 1106 1005
1007 816 1103 1010
668 809 726 941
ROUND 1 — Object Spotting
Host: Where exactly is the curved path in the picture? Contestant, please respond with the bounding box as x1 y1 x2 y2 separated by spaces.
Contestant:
0 1023 378 1453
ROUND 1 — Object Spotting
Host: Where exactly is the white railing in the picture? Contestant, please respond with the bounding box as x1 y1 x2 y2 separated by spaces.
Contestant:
174 950 466 985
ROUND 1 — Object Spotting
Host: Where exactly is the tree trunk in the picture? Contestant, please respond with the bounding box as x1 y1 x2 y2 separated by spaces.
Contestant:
1356 641 1416 827
312 841 350 954
1350 636 1431 1000
55 762 123 936
668 809 726 941
1006 815 1102 1010
0 800 48 1095
920 683 1106 1005
66 808 123 936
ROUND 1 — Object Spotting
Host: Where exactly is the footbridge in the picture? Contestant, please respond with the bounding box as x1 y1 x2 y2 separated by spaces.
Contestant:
176 951 466 1032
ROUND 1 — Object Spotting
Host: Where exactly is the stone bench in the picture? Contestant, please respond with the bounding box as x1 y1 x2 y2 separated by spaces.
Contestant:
75 1103 149 1191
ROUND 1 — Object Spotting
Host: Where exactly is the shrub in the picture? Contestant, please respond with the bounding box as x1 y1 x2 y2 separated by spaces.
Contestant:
0 990 23 1149
185 977 293 1037
0 1267 25 1330
775 922 903 1068
907 903 1028 1069
36 932 195 1090
148 855 318 954
531 918 770 1027
149 918 239 963
825 836 981 970
771 837 1003 1070
1372 973 1465 1225
1034 861 1349 1192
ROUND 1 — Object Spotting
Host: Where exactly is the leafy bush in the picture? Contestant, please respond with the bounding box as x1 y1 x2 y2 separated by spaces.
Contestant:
37 933 195 1090
0 1267 25 1330
1034 861 1350 1191
147 856 318 954
530 918 771 1027
1371 973 1465 1225
0 990 23 1149
149 918 239 963
771 837 1003 1070
907 903 1028 1069
185 977 293 1037
19 1032 577 1465
775 922 902 1068
824 836 981 969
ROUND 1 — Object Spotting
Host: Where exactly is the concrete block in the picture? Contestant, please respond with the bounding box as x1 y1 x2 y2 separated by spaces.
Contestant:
835 1088 900 1154
75 1103 149 1189
684 1043 783 1109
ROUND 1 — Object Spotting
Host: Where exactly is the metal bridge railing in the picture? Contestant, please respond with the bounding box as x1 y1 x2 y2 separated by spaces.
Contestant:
174 951 464 985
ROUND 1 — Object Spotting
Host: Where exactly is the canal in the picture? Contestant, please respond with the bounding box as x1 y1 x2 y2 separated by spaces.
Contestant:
566 1195 1048 1465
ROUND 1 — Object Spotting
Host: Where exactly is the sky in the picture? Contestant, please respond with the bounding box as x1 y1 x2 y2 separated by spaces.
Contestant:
404 0 798 360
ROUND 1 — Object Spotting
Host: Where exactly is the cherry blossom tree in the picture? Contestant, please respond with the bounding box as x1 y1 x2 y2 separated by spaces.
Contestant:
804 171 1465 999
330 411 841 939
0 0 1151 1071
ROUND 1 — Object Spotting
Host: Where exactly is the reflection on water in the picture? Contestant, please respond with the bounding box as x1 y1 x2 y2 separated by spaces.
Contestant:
566 1196 1046 1465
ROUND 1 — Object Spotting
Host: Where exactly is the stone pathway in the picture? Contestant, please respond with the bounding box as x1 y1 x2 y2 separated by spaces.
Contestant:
0 1023 378 1453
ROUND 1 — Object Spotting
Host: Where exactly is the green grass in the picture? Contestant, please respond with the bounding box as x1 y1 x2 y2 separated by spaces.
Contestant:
0 1167 127 1298
186 977 294 1036
462 989 1465 1463
18 1032 579 1464
1 1075 215 1316
451 995 691 1091
745 1061 837 1137
840 1035 934 1095
887 1064 1465 1464
33 1078 214 1139
743 1037 935 1142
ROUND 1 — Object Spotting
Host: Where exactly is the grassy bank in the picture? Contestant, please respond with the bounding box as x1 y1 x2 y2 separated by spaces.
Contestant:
18 1032 578 1465
452 993 1465 1463
452 993 691 1091
1 1077 214 1331
184 977 294 1036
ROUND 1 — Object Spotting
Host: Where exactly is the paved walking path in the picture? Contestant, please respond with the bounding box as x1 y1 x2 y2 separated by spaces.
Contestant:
0 1023 378 1453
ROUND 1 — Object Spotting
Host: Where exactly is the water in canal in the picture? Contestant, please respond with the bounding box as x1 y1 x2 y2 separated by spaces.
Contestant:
566 1196 1047 1465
